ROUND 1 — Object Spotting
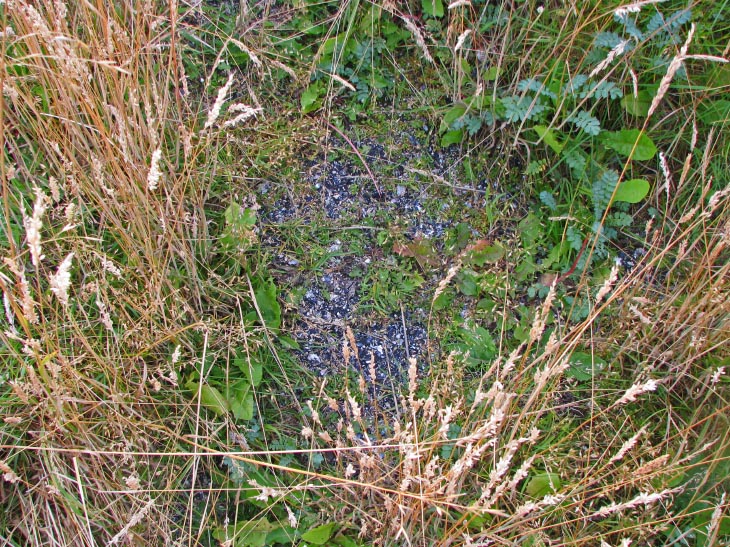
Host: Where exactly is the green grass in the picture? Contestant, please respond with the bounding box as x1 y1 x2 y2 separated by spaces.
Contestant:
1 1 728 546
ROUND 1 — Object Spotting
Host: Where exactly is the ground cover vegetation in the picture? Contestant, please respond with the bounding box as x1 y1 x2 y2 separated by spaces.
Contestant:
1 0 728 545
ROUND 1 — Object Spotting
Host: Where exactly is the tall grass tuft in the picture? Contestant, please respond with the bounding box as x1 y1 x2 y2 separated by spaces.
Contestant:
0 1 213 543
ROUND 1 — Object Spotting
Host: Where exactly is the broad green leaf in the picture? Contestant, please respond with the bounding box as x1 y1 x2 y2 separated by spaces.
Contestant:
319 33 350 57
278 335 300 350
265 526 298 545
457 272 478 296
440 129 463 147
614 179 650 203
226 379 255 421
421 0 444 17
526 473 561 498
198 385 230 416
229 392 254 421
566 351 607 381
601 129 657 161
235 356 263 386
440 103 467 131
332 535 361 547
621 90 652 117
301 84 322 114
464 240 505 266
483 65 499 81
533 125 564 154
519 213 542 248
698 99 730 126
254 279 281 329
301 523 336 545
214 519 276 547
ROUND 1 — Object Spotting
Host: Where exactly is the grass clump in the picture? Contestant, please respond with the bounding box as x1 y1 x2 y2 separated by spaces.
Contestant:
1 1 728 546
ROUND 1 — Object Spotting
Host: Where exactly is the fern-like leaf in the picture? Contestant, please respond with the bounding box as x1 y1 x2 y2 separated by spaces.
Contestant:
563 74 589 95
501 95 549 122
647 8 692 36
568 110 601 136
594 31 623 49
563 149 587 176
566 225 584 251
592 169 619 219
579 81 623 100
517 78 557 99
614 12 643 40
539 190 557 211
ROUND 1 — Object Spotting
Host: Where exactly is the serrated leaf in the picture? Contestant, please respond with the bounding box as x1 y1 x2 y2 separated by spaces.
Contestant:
563 149 587 176
519 213 542 247
614 179 650 203
421 0 444 17
568 110 601 136
392 237 440 268
533 125 564 154
539 191 557 211
526 473 562 498
301 523 336 545
441 103 467 130
601 129 657 160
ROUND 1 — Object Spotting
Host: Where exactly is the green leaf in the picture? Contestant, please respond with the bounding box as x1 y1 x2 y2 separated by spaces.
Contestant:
457 271 478 296
235 356 263 386
440 129 463 147
464 241 505 266
194 384 230 417
566 352 607 381
266 526 298 545
519 213 542 248
332 534 361 547
301 84 323 114
614 179 650 203
483 66 499 81
621 90 652 117
225 379 255 421
254 278 281 329
568 110 601 136
421 0 444 17
601 129 657 161
278 335 300 350
441 103 467 131
223 202 257 253
230 392 254 421
698 99 730 126
533 125 564 154
526 473 561 498
301 523 336 545
214 519 276 547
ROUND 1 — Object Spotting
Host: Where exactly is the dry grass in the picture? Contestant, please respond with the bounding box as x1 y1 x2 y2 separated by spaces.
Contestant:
0 1 728 546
